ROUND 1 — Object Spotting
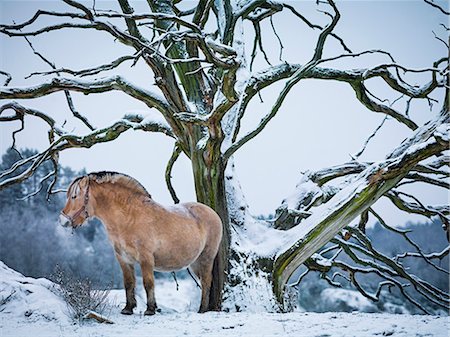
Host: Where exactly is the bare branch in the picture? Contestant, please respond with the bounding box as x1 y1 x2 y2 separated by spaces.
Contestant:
18 170 56 200
322 242 435 314
399 172 450 189
273 104 449 306
350 81 418 130
26 54 140 78
165 143 182 204
0 70 12 86
192 0 214 28
62 0 94 21
312 0 341 61
0 10 85 30
282 2 351 53
0 76 172 116
424 0 450 15
231 54 440 147
370 208 449 276
344 229 449 308
269 16 284 61
250 21 272 71
396 246 450 261
0 22 99 37
385 190 449 222
117 0 147 42
353 116 389 158
0 114 174 191
0 101 62 133
22 35 96 130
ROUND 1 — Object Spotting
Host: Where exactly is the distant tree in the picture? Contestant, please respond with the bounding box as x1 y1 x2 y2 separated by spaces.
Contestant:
0 0 448 312
0 149 121 286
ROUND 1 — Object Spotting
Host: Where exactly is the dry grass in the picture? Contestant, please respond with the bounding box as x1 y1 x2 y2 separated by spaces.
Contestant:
52 265 111 321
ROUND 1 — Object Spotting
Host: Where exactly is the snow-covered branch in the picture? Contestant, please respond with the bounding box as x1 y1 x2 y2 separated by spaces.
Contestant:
26 54 141 79
0 102 62 134
228 57 444 156
0 112 174 192
0 76 171 115
306 225 449 314
273 102 449 308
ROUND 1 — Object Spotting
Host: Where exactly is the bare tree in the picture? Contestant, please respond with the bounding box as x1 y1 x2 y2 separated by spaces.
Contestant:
0 0 448 312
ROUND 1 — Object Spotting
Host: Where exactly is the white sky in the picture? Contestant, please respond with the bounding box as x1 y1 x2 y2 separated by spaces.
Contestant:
0 0 448 226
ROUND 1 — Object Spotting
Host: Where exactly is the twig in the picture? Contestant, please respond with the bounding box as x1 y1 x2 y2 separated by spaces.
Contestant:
424 0 450 15
270 16 284 61
353 116 388 158
22 36 95 130
0 70 12 86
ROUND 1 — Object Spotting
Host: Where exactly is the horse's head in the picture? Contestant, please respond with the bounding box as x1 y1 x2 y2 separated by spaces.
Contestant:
58 176 91 228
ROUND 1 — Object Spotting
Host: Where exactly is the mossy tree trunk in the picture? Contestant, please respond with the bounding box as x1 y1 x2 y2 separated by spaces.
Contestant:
191 148 230 310
272 103 449 309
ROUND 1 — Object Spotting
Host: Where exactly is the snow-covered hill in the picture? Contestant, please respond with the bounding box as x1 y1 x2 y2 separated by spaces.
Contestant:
1 261 448 337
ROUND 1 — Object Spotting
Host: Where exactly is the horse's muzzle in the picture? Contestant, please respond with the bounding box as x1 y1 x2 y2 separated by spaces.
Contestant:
58 213 72 228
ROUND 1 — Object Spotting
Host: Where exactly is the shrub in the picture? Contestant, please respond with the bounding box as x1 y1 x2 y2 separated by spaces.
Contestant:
52 265 111 320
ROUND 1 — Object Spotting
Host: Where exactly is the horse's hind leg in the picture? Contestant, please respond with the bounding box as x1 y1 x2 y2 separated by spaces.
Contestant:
190 257 214 313
140 258 158 315
116 255 137 315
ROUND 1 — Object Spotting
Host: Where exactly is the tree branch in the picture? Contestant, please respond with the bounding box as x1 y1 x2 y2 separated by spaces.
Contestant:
26 54 141 79
165 143 182 204
0 70 12 86
230 57 438 147
273 102 449 308
424 0 450 15
0 114 174 191
0 76 171 115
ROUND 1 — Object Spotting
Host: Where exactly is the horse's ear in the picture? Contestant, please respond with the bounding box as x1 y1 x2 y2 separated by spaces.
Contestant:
78 176 89 188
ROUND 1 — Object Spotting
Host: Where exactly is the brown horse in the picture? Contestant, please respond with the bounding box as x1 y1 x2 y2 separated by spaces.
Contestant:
58 171 222 315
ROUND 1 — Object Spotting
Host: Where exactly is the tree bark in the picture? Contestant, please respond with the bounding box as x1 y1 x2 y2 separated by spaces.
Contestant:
191 149 230 311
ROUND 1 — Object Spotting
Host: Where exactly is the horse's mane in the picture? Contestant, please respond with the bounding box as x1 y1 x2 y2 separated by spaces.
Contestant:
72 171 152 198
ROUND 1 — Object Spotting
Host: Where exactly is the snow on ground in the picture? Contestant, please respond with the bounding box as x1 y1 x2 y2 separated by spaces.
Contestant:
0 261 70 324
1 261 449 337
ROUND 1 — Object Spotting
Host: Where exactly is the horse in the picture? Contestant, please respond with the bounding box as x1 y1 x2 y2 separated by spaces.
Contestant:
58 171 223 315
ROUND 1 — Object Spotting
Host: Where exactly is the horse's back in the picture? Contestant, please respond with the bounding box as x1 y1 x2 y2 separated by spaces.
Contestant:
177 202 222 229
177 202 223 246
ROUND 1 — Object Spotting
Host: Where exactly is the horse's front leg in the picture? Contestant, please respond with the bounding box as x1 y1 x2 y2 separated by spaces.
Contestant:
141 258 157 315
116 254 137 315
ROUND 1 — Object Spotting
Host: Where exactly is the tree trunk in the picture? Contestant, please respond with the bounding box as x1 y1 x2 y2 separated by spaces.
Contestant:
191 150 230 311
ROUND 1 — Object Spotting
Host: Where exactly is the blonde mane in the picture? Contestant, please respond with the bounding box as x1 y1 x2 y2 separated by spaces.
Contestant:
87 171 151 198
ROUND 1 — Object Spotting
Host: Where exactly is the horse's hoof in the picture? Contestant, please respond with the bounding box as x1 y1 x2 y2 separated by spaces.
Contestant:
121 308 134 315
144 309 156 316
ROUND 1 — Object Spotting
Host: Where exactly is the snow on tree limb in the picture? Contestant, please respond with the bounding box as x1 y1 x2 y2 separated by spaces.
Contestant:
229 58 445 147
272 102 449 308
0 112 174 192
25 54 141 79
0 76 171 115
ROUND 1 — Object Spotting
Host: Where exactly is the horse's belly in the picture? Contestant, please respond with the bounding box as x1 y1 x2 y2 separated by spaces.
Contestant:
153 243 203 272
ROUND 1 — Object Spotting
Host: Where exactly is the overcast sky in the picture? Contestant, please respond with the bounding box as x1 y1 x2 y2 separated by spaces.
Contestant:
0 0 448 226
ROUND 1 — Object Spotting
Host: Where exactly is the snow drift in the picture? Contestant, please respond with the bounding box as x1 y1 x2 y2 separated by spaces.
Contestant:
0 261 69 323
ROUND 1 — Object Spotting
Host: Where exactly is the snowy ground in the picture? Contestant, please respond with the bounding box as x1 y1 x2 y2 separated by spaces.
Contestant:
1 261 448 337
